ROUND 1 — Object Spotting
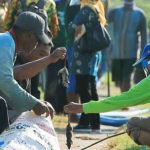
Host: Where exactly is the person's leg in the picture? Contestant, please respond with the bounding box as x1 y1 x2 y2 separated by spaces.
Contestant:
66 47 79 122
138 131 150 146
73 75 93 132
126 117 150 146
76 75 91 126
90 76 100 132
111 59 123 92
66 74 79 122
121 58 136 92
121 80 131 92
0 97 9 133
112 59 130 110
74 75 100 132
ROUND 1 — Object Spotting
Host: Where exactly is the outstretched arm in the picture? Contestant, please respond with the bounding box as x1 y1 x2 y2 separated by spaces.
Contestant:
14 47 66 80
64 76 150 114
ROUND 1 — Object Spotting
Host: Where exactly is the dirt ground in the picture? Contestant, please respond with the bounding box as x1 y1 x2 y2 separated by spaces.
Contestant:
56 124 119 150
55 84 123 150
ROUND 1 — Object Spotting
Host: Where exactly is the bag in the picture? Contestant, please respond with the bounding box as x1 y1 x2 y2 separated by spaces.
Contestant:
0 111 60 150
78 19 111 54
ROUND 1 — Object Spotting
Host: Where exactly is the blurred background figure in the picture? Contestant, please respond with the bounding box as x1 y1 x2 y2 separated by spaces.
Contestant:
68 0 107 132
44 0 68 114
64 0 80 122
107 0 148 110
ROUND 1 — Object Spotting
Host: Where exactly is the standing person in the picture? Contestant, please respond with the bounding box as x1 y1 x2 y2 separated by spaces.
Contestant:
64 43 150 147
107 0 147 96
44 0 68 114
64 0 80 122
68 0 106 132
3 0 59 99
0 11 62 133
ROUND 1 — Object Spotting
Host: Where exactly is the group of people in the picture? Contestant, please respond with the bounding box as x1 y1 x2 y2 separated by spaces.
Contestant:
0 0 150 148
0 0 66 133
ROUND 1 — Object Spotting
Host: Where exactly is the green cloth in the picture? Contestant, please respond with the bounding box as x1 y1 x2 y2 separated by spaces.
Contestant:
83 76 150 113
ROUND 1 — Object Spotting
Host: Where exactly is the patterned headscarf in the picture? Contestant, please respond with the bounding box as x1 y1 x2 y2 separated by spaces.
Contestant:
80 0 106 25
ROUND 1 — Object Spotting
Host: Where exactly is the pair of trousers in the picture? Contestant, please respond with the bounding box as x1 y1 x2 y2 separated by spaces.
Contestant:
75 75 100 129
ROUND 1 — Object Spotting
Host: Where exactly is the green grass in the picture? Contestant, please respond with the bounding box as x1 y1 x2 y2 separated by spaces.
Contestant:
106 134 150 150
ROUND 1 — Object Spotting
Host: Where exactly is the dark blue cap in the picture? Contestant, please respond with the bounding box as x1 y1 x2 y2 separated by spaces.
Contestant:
133 44 150 70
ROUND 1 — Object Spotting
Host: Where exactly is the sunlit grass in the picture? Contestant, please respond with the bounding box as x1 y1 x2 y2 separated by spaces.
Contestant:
106 134 150 150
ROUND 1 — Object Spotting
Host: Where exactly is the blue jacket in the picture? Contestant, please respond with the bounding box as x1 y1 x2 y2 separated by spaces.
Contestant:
0 32 38 113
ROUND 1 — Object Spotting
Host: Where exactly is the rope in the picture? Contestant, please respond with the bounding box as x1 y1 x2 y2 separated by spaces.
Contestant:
80 132 126 150
58 56 73 149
